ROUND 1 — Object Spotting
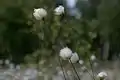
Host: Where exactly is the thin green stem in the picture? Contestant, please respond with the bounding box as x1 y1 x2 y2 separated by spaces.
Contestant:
89 59 96 80
58 57 67 80
69 59 81 80
86 68 95 79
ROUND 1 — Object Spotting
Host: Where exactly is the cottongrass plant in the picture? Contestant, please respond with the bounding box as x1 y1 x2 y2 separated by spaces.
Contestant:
59 47 81 80
32 5 109 80
59 46 100 80
33 5 68 80
58 56 67 80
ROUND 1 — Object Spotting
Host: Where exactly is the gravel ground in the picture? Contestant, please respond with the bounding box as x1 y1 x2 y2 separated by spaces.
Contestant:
0 61 120 80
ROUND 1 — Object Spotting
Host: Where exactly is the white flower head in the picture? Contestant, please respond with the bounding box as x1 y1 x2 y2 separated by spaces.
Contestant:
97 71 107 79
54 5 64 15
33 8 47 20
79 60 84 65
70 52 79 63
90 54 96 61
60 47 72 60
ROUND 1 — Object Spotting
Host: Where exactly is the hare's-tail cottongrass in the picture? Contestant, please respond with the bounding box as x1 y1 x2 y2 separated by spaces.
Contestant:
33 8 47 20
60 47 72 60
70 52 79 63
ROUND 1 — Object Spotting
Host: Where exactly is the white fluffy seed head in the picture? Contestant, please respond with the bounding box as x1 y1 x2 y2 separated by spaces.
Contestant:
54 5 64 15
97 71 107 78
60 47 72 60
79 60 84 65
33 8 47 20
90 54 96 61
70 52 79 63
